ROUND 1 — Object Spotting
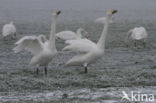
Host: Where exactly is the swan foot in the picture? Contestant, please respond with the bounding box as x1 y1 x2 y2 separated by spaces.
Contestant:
44 67 47 75
84 67 88 74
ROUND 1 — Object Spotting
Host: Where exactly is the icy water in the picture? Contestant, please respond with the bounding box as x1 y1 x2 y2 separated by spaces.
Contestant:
0 0 156 102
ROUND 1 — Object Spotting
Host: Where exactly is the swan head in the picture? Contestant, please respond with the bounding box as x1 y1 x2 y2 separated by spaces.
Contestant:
38 35 47 43
107 10 118 16
56 10 61 15
77 28 89 38
84 31 88 39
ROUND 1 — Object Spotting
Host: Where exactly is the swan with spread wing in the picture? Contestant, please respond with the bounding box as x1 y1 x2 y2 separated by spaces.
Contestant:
13 11 61 75
63 10 117 73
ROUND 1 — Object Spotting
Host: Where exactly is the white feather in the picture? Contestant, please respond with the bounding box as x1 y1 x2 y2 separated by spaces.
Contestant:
13 36 43 55
13 12 60 69
56 31 77 40
56 28 88 41
95 16 114 24
63 10 117 69
63 39 97 53
130 27 148 40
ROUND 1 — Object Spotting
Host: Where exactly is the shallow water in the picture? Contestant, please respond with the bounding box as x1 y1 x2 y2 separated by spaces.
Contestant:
0 87 156 103
0 0 156 102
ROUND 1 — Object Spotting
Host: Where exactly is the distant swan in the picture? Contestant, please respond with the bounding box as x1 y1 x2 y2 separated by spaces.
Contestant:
125 27 148 47
13 11 61 75
2 21 16 40
63 10 117 73
56 28 88 41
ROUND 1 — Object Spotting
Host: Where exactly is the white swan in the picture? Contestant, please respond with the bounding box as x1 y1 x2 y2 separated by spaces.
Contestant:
13 10 61 75
63 10 117 73
56 28 88 41
95 16 114 24
2 21 16 39
125 27 148 47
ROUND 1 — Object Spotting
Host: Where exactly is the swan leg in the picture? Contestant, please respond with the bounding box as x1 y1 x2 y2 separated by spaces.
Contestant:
83 63 88 74
12 33 16 39
134 41 137 47
84 67 88 74
14 33 16 37
36 68 39 75
44 67 47 75
126 43 129 48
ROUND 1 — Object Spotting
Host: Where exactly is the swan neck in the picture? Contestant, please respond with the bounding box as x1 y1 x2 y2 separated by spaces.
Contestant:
76 29 82 38
38 38 44 47
49 14 57 50
97 14 111 49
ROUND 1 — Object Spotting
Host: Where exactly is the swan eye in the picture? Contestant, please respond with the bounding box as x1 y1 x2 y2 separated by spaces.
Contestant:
110 10 118 14
56 10 61 15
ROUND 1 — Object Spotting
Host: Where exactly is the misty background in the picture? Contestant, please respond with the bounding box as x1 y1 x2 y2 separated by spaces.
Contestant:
0 0 156 24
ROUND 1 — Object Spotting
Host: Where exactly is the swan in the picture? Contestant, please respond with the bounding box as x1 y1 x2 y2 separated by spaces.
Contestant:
13 10 61 75
125 27 148 47
63 10 117 73
95 16 114 24
2 21 16 40
56 28 88 41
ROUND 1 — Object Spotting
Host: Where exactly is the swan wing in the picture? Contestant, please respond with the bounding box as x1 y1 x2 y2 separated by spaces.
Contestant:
95 17 107 24
95 17 113 24
13 36 43 55
56 31 77 40
65 54 86 66
63 39 97 53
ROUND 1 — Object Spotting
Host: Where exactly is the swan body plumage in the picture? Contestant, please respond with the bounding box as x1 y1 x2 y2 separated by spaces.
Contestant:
2 21 16 38
125 27 148 47
63 39 103 66
63 10 117 73
13 11 61 75
56 28 88 40
129 27 147 40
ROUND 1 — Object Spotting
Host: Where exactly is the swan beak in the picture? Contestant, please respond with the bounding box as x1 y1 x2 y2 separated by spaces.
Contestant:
56 10 61 15
110 10 118 14
85 33 89 39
